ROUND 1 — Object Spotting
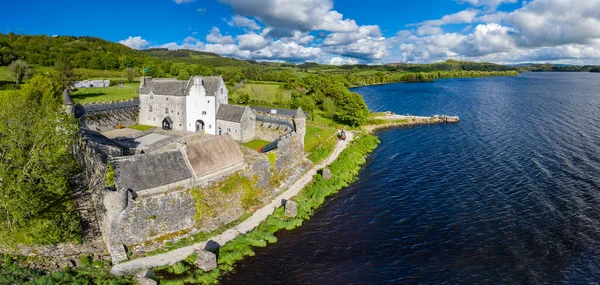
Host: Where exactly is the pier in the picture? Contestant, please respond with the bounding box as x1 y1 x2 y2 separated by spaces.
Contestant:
364 111 459 132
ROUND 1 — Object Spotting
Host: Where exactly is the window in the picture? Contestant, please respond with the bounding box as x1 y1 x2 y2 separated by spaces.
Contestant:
177 112 179 115
208 100 210 104
209 125 212 129
153 117 156 121
165 108 169 114
235 129 237 133
166 97 168 101
150 95 153 100
179 124 182 126
227 128 231 132
149 106 153 112
202 111 207 115
220 88 223 94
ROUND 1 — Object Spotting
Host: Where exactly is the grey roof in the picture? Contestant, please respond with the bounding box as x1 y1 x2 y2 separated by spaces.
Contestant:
139 80 189 96
202 77 222 95
113 150 194 191
139 76 223 96
63 89 74 105
216 104 247 123
294 107 306 119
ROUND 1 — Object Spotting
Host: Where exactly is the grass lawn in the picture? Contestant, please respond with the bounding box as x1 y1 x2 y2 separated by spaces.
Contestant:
353 70 387 76
304 125 336 152
72 82 139 104
243 139 270 149
231 83 290 107
0 66 13 82
128 124 155 131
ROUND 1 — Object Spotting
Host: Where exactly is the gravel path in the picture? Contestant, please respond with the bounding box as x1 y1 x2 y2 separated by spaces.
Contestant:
111 132 354 276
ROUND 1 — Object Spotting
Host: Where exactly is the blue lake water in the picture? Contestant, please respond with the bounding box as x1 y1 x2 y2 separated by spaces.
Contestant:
221 73 600 284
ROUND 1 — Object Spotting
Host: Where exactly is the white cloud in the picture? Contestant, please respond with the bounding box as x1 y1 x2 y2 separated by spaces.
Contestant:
457 0 517 10
197 8 207 14
218 0 358 36
417 26 444 36
206 27 235 44
237 33 269 50
411 9 479 27
119 36 149 49
173 0 195 4
328 56 359 65
228 15 261 30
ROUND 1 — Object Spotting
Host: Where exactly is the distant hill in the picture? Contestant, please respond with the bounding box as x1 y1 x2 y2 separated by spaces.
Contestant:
0 33 151 69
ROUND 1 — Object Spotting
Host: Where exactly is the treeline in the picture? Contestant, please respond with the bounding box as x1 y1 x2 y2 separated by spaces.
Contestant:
349 70 520 85
233 70 369 126
0 34 218 79
0 75 82 246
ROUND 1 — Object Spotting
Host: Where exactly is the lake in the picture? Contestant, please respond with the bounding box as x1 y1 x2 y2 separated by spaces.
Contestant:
221 72 600 284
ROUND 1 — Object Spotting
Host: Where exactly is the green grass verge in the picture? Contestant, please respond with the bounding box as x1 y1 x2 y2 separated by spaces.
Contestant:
308 136 337 164
242 139 270 149
304 125 336 152
71 82 139 104
128 124 155 131
153 134 380 284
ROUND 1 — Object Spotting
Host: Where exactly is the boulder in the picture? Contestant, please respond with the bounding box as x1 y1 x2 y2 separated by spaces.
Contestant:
136 271 157 285
322 168 332 181
284 200 298 218
196 249 217 272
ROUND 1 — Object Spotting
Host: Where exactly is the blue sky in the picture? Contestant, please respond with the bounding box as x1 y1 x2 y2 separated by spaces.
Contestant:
2 0 600 65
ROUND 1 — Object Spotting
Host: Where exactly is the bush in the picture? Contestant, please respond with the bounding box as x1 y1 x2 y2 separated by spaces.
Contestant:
155 134 380 284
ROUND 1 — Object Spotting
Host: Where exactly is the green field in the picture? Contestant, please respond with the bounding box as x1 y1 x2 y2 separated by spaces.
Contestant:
304 125 336 152
128 124 155 131
231 82 290 107
72 82 139 104
243 139 270 149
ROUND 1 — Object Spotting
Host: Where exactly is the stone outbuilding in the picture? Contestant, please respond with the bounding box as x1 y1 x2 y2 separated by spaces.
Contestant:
216 104 256 143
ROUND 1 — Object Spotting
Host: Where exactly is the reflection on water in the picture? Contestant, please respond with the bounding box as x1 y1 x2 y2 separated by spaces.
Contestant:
222 73 600 284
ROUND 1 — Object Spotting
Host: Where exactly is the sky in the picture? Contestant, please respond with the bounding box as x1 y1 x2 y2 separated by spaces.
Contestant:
2 0 600 65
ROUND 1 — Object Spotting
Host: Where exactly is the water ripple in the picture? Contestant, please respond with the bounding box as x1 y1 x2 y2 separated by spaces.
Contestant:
221 73 600 285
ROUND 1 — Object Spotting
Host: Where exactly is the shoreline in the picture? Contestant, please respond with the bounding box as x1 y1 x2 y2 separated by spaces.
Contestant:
111 132 356 276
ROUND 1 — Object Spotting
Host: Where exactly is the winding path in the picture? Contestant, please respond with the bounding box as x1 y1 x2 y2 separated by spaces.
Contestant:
111 132 354 276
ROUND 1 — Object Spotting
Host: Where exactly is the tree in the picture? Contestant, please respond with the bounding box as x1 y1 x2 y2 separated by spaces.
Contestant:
123 68 138 83
7 59 31 84
335 92 369 126
0 75 81 245
87 57 103 69
54 56 75 90
323 97 336 118
102 53 119 70
177 69 190 80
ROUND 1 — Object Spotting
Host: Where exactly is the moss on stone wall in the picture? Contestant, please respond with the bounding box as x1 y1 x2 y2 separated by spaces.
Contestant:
154 134 381 284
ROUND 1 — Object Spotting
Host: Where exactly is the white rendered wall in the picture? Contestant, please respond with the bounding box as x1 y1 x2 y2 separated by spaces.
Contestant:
186 78 216 134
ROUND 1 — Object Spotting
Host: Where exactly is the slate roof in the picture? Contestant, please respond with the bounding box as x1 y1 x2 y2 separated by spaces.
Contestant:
202 77 222 95
139 76 223 97
139 79 189 96
113 150 194 191
216 104 247 123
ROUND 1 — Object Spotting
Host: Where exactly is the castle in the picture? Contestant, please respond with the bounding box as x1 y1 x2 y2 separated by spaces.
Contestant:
138 76 255 142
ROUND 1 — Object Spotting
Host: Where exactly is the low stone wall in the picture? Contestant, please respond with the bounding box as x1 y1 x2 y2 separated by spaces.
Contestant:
81 109 139 132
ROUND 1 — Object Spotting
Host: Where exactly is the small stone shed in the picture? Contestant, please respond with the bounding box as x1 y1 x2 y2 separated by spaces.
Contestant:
216 105 256 143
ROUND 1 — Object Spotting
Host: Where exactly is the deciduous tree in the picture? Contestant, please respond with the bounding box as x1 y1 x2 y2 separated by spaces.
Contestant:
0 75 81 245
123 67 138 83
7 59 31 84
